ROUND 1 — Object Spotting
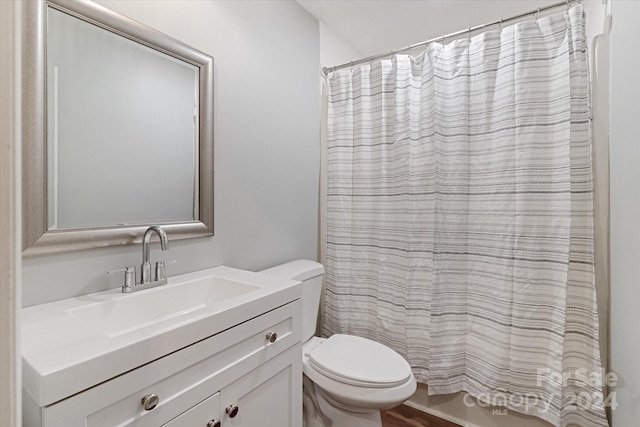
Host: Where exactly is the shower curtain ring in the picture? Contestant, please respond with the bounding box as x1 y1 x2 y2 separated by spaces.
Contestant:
535 6 540 21
441 34 445 44
499 18 503 33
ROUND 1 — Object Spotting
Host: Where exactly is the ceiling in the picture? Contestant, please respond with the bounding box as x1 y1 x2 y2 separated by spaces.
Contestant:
297 0 566 58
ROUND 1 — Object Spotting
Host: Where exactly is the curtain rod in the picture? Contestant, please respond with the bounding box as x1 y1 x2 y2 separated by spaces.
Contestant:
322 0 580 75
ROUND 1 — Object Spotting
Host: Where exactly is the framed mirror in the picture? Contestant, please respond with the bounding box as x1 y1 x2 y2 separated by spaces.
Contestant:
23 0 214 257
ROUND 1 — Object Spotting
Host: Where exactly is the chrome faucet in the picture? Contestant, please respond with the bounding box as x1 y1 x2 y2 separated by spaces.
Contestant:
141 225 169 285
108 225 173 293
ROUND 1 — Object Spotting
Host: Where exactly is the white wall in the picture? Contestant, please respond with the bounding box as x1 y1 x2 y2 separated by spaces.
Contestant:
22 0 320 307
319 21 363 72
609 1 640 425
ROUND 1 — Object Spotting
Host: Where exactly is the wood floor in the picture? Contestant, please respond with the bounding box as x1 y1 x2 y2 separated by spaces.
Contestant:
381 405 461 427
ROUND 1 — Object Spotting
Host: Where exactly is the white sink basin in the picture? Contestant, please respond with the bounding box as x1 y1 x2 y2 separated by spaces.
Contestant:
66 277 259 338
22 265 301 407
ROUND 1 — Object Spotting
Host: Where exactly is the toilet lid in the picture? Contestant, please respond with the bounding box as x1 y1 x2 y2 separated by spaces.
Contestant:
308 334 412 388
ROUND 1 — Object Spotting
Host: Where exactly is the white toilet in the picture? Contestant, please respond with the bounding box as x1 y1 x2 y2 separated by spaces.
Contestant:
260 260 417 427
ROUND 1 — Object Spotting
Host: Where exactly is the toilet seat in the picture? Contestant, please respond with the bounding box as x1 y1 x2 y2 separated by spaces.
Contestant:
308 334 412 388
302 336 417 411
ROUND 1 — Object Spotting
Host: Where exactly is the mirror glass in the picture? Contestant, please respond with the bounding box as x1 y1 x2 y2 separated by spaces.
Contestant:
47 8 199 229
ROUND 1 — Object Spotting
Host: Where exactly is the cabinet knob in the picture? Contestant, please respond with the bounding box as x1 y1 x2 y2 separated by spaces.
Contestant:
266 332 277 343
226 404 239 418
207 420 221 427
141 394 159 411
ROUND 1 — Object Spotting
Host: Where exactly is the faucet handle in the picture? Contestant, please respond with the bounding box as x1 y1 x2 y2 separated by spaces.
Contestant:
108 266 136 291
155 260 178 282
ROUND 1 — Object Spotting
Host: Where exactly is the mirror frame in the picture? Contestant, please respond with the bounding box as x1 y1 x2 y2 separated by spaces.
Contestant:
23 0 214 257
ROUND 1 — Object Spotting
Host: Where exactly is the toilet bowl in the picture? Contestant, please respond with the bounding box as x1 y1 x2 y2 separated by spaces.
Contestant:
260 260 417 427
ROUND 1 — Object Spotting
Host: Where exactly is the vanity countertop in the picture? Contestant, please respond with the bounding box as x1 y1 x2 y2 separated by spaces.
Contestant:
22 266 301 407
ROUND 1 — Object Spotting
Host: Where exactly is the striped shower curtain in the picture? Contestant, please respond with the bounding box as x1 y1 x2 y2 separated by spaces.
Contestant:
322 5 608 427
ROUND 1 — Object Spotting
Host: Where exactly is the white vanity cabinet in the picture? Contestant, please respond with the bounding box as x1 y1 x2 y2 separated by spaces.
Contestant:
26 300 302 427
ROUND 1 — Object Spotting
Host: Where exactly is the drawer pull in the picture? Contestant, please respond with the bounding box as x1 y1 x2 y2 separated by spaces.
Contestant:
266 332 277 343
226 404 239 418
141 394 159 411
207 420 221 427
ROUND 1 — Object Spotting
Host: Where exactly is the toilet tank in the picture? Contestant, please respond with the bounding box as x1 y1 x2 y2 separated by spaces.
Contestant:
259 260 325 342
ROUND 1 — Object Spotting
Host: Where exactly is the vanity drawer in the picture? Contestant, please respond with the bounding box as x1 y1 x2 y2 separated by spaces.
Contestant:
39 300 301 427
162 392 220 427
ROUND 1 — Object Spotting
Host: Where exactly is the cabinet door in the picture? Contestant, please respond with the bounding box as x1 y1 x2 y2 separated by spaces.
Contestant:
163 393 220 427
220 344 302 427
